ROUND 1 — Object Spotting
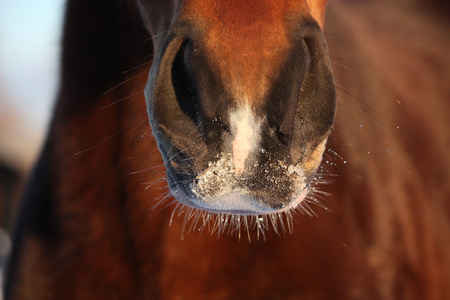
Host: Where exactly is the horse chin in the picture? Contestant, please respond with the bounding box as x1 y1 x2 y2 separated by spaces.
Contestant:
169 187 310 216
178 189 310 215
166 165 312 216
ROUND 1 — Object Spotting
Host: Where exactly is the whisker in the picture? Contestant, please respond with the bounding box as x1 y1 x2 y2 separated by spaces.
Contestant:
123 60 153 74
102 69 151 96
74 132 120 155
144 29 170 42
100 88 145 110
120 115 149 141
332 61 403 106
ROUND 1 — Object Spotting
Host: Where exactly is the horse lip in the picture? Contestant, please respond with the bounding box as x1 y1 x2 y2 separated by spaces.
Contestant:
193 188 310 215
166 165 310 215
178 191 308 216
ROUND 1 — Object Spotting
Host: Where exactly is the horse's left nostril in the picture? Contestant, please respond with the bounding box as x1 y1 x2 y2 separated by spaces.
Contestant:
171 41 204 131
264 38 311 147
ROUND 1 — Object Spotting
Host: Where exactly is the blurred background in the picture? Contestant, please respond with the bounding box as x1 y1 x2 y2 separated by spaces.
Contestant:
0 0 65 286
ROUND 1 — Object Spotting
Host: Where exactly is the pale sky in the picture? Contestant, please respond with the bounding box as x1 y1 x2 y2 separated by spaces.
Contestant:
0 0 64 168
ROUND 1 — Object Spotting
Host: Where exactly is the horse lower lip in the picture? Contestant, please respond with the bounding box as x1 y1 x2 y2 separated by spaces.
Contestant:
173 186 311 216
205 190 309 215
164 156 313 215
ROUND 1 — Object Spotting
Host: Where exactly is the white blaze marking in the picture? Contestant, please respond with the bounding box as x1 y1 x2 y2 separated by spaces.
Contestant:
230 105 261 175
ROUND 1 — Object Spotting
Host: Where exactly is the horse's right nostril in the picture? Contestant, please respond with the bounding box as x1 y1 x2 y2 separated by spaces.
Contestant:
171 41 203 131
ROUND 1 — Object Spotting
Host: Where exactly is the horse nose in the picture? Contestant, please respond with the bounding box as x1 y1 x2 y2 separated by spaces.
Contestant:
146 19 336 214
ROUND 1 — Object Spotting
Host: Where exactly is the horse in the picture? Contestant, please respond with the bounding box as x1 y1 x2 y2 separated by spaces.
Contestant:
4 0 450 299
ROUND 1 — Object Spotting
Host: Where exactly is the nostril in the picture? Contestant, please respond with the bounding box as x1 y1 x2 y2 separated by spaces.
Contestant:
171 41 204 131
265 38 311 147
